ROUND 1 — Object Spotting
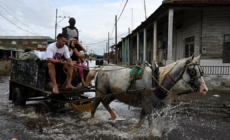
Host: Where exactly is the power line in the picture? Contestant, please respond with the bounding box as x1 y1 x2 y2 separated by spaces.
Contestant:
0 1 47 27
117 0 128 22
83 32 128 45
15 0 47 19
50 0 59 8
110 24 115 38
117 0 125 16
0 13 48 38
110 0 127 39
0 4 42 36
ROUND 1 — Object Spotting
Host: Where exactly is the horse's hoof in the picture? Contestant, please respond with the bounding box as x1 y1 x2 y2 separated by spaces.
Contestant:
135 124 141 128
136 123 143 128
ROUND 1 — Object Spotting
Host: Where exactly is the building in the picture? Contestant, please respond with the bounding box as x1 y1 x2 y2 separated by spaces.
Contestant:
0 36 52 59
115 0 230 67
114 0 230 90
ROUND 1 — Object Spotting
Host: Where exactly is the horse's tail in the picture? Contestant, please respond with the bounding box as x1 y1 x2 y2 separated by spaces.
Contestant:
85 67 100 86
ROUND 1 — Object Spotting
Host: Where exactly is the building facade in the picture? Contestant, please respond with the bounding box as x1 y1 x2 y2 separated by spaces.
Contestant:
114 0 230 90
115 0 230 67
0 36 52 59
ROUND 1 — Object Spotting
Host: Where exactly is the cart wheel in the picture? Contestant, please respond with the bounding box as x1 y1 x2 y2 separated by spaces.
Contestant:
36 102 51 115
12 87 26 106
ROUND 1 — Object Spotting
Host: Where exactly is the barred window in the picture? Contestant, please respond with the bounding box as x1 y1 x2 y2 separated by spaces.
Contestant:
223 34 230 63
184 36 194 58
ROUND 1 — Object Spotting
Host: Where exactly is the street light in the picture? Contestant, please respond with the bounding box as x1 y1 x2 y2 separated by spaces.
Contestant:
54 9 70 40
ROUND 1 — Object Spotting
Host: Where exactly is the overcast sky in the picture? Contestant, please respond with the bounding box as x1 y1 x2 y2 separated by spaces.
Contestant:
0 0 162 55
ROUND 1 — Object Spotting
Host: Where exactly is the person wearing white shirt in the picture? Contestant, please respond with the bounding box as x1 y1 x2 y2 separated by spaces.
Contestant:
45 33 76 94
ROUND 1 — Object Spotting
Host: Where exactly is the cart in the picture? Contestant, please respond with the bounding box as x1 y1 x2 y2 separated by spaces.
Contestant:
9 59 95 115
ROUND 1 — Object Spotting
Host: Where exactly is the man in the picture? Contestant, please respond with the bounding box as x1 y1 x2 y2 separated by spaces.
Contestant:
62 17 79 45
46 33 76 94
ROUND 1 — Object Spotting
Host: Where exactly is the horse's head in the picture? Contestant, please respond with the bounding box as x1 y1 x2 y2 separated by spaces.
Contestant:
181 55 208 95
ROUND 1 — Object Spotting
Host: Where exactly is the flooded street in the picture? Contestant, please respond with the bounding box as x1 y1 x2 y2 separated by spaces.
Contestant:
0 61 230 140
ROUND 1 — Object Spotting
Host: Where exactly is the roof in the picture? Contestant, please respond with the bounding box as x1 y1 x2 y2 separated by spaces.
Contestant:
163 0 230 4
0 46 22 51
130 0 230 35
0 36 52 40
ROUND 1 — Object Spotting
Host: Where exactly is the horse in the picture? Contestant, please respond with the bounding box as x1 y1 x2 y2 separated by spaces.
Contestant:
85 55 208 127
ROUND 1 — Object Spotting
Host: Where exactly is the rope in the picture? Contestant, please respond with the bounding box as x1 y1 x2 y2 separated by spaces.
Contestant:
60 61 180 94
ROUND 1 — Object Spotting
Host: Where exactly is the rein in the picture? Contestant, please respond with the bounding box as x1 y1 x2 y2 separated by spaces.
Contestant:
167 74 177 83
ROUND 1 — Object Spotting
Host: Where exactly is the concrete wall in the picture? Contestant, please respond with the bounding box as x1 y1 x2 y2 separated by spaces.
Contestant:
0 61 11 76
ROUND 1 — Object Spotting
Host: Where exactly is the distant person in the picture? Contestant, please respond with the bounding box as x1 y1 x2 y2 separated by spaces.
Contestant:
62 17 79 46
45 33 76 94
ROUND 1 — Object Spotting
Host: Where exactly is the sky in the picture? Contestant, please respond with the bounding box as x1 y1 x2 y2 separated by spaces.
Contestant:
0 0 163 55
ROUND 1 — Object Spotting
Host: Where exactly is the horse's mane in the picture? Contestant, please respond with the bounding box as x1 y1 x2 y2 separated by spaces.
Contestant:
158 57 199 85
159 62 177 85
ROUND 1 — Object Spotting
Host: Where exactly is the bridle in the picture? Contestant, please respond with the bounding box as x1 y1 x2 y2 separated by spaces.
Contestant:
186 62 204 91
167 61 204 92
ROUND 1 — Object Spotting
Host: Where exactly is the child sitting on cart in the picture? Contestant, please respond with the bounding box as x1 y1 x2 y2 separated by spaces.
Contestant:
69 38 91 87
76 50 88 87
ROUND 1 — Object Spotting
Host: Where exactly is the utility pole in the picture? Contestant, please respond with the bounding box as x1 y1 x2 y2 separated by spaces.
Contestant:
54 8 70 40
131 8 133 31
144 0 147 19
108 32 110 64
106 42 108 63
115 15 117 64
55 9 58 40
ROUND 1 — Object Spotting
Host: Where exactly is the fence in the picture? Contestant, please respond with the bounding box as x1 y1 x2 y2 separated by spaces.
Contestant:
201 66 230 75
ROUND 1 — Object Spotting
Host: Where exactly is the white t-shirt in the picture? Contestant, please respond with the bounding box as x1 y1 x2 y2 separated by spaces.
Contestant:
45 42 70 60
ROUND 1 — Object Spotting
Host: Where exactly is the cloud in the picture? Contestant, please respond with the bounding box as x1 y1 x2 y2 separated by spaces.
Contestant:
0 0 162 55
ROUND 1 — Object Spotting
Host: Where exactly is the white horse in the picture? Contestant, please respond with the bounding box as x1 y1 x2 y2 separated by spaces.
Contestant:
85 55 208 127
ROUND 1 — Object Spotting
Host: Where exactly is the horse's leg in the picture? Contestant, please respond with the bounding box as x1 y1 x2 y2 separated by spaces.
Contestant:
101 96 117 120
91 98 102 118
136 91 161 128
136 108 146 128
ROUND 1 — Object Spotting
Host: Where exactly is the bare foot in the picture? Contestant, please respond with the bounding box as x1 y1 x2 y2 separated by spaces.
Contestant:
52 86 59 94
65 84 77 90
82 82 87 87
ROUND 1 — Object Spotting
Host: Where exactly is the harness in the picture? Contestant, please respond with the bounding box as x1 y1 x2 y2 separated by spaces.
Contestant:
128 64 145 90
167 60 204 95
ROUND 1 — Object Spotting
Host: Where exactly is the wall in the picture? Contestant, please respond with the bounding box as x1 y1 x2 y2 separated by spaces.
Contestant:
202 7 230 59
181 10 201 57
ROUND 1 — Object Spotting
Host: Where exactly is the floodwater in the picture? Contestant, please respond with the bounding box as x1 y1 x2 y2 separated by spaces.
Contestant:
0 61 230 140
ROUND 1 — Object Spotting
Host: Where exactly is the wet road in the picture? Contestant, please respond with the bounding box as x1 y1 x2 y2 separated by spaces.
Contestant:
0 62 230 140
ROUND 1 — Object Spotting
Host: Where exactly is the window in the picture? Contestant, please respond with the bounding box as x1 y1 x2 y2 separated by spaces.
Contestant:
223 34 230 63
22 41 28 45
184 36 194 58
12 41 16 44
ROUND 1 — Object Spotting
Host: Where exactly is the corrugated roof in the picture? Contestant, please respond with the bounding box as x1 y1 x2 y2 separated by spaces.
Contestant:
0 36 52 40
163 0 230 4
